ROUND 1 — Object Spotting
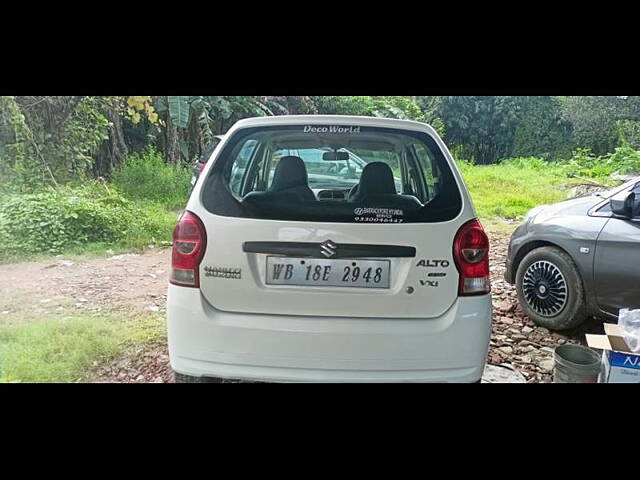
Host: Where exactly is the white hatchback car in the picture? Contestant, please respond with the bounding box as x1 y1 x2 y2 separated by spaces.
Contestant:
167 115 492 383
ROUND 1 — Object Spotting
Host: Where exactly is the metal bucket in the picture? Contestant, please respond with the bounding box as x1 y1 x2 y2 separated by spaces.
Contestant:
553 344 601 383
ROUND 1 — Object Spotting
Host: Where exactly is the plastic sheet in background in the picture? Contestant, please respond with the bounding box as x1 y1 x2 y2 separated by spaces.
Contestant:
619 309 640 353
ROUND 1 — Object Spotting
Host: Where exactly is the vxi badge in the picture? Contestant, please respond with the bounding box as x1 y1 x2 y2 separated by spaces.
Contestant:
416 258 451 288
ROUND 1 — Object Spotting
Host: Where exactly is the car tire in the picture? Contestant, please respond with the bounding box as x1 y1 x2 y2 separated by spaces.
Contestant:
515 246 588 331
173 371 224 383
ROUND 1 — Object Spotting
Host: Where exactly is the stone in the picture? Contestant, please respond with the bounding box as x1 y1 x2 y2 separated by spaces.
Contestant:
538 359 554 373
498 346 513 354
495 300 514 313
482 364 526 383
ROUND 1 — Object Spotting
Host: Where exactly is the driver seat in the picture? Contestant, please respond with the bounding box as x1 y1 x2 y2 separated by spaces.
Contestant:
349 162 422 209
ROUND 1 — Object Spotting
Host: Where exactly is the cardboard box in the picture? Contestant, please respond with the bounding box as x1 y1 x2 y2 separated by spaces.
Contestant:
586 323 640 383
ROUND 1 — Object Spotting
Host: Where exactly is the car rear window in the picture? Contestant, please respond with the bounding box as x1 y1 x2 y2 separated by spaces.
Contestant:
201 125 462 224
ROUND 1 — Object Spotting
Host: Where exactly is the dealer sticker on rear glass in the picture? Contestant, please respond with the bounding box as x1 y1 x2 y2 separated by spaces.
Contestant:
354 207 404 223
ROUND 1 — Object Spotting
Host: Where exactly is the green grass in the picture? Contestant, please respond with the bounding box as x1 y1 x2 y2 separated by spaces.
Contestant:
0 312 165 383
111 147 191 210
457 159 610 220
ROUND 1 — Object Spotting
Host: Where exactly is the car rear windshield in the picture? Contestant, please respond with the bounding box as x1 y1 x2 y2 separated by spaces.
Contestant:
201 125 462 224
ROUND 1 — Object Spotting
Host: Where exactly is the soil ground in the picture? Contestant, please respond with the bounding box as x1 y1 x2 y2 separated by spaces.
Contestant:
0 227 606 383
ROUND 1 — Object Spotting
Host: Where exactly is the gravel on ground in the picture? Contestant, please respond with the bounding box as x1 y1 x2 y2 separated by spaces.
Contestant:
0 226 608 383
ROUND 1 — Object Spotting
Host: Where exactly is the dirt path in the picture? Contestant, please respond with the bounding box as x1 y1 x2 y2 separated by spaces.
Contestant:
0 229 604 383
0 247 174 383
0 248 171 318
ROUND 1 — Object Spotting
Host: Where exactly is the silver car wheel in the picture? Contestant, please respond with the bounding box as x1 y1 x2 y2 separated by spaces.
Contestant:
522 260 568 317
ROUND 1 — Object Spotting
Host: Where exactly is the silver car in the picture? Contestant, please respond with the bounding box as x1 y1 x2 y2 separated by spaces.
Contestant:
505 177 640 330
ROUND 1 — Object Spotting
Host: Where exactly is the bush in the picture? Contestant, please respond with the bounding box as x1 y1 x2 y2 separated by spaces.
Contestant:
500 157 553 171
565 146 640 179
0 182 173 258
111 147 190 209
604 146 640 175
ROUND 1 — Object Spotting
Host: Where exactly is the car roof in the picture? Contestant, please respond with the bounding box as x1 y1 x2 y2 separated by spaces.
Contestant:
230 115 436 134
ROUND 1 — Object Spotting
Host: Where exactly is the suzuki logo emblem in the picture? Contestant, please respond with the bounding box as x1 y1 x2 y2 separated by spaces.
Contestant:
320 240 337 258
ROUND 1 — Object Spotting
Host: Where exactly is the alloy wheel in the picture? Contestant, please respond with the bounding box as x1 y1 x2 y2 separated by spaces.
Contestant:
522 260 568 317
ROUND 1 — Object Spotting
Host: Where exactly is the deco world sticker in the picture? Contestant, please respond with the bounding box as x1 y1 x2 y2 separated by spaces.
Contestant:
304 125 362 134
354 207 404 223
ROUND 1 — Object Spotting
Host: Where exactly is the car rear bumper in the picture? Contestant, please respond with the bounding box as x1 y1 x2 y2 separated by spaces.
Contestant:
167 285 492 383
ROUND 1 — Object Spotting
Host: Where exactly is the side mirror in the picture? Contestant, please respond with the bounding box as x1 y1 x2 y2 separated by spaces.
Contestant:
610 191 636 218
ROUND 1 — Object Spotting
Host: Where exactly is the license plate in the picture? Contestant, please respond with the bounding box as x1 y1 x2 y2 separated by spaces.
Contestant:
266 257 390 289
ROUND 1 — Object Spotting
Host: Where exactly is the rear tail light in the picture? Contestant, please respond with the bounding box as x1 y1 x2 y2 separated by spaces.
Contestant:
453 219 491 296
198 161 207 173
170 211 207 288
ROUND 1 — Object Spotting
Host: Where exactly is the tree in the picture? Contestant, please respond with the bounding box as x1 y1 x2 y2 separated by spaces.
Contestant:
511 96 574 159
414 96 445 135
557 96 622 155
437 96 526 164
0 96 113 187
156 96 306 164
312 96 426 122
556 96 640 154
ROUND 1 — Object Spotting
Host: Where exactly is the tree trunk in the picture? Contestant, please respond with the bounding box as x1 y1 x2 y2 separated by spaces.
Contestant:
165 113 180 164
94 105 128 178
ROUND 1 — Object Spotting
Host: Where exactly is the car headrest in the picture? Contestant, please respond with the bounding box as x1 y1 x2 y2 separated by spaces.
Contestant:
358 162 396 196
269 156 309 192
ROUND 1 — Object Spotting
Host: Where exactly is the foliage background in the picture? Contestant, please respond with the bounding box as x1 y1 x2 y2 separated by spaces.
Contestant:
3 95 640 186
1 95 640 258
